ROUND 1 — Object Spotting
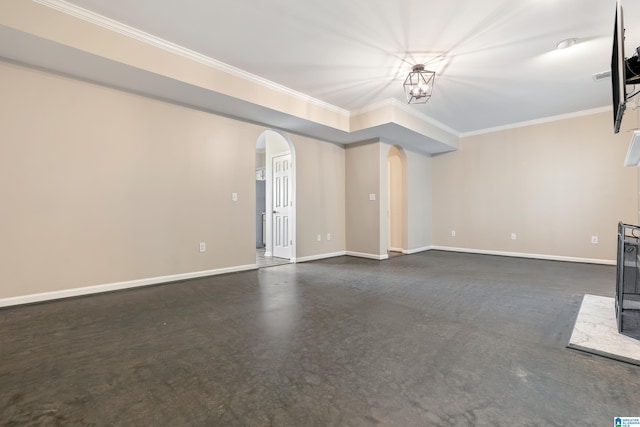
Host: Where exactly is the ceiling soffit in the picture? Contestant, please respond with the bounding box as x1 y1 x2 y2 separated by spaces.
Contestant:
0 0 458 154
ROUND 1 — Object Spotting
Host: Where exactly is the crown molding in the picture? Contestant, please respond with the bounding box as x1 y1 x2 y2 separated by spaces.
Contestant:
32 0 350 117
461 106 612 137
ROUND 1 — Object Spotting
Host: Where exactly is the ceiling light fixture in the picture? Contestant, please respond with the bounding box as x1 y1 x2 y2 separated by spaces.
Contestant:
556 38 577 50
403 64 435 104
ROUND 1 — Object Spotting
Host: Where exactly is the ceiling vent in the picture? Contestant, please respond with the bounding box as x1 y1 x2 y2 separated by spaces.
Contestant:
593 70 611 81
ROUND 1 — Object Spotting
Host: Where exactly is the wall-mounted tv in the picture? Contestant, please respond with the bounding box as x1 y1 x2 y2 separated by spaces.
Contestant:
613 0 640 133
612 0 626 134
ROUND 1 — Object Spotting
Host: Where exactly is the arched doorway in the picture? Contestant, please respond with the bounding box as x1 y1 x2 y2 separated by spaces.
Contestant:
255 130 296 266
388 145 407 254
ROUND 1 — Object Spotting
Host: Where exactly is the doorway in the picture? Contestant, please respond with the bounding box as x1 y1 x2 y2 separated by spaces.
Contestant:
255 130 296 267
388 145 407 254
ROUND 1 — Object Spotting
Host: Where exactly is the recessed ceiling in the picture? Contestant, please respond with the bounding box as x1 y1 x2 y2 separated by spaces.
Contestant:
56 0 640 134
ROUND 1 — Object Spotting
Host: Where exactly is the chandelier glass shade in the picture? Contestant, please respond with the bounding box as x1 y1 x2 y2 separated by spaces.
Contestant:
403 64 435 104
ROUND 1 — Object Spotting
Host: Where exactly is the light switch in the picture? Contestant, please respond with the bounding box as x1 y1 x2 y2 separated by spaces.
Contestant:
232 192 238 202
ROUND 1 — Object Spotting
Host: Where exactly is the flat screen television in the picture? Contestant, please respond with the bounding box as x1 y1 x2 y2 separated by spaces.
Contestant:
612 0 626 134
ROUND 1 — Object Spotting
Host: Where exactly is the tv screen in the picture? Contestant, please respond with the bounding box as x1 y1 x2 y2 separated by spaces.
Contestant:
612 0 626 134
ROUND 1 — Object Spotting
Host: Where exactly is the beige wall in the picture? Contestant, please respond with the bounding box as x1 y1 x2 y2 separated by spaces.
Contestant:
0 60 255 298
432 111 638 262
0 60 347 300
293 137 346 259
4 47 634 305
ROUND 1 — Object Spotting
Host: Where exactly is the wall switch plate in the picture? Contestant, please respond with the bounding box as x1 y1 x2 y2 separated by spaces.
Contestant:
327 233 331 241
511 233 517 240
369 193 376 201
231 192 238 202
591 236 598 244
199 242 206 252
451 230 456 237
317 234 321 241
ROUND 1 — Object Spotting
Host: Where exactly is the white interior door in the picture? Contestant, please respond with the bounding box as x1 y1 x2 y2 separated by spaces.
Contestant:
272 153 292 259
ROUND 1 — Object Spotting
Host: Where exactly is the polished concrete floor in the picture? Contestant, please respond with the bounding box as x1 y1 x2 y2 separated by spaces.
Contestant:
256 248 290 268
1 251 639 426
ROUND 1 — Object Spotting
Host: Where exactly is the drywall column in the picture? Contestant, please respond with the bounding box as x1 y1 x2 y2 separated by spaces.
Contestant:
346 140 385 259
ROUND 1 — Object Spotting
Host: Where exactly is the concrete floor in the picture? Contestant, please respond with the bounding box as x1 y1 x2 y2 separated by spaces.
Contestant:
256 248 290 268
1 251 638 426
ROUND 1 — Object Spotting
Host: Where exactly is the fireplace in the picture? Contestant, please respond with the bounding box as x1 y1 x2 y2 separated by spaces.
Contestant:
616 222 640 339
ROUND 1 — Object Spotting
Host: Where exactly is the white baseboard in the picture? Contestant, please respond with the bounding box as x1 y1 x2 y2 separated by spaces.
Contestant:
295 251 347 263
430 246 615 265
389 247 404 253
0 264 257 308
346 251 390 261
0 246 614 308
403 246 432 255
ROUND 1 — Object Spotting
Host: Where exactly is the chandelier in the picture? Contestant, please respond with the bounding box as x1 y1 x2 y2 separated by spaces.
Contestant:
403 64 435 104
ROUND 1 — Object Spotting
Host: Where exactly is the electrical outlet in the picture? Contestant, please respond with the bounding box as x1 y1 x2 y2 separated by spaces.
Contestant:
317 234 321 241
327 233 331 241
591 236 598 244
199 242 206 252
511 233 517 240
369 193 376 201
451 230 456 237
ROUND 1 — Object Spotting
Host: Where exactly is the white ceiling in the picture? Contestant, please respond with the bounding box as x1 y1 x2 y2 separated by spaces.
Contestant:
54 0 640 135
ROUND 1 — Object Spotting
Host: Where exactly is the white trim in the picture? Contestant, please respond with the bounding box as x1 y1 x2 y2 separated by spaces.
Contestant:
0 264 257 308
346 251 390 261
388 247 404 253
403 246 432 255
32 0 349 117
430 246 615 265
460 106 611 137
296 251 347 263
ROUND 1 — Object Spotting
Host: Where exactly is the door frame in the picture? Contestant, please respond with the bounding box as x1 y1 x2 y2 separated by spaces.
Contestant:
258 130 296 262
